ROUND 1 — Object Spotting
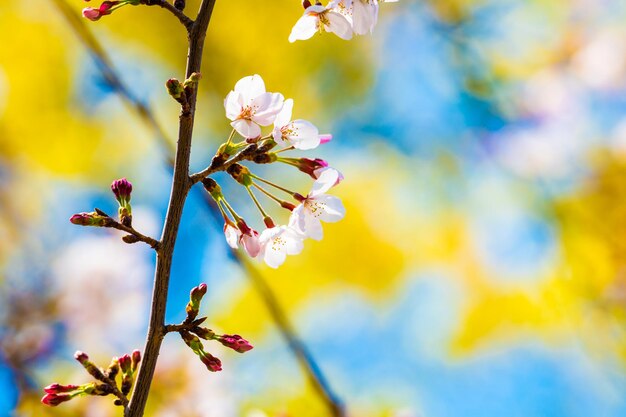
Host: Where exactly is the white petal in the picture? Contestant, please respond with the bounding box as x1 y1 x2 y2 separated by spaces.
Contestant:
309 168 341 197
303 214 324 240
251 92 285 126
240 230 261 258
283 227 305 254
325 11 353 40
263 246 287 269
273 126 291 148
230 119 261 139
224 91 243 121
289 205 323 241
234 75 266 103
224 225 240 249
352 1 378 35
313 194 346 222
274 98 294 128
288 119 321 150
289 14 319 43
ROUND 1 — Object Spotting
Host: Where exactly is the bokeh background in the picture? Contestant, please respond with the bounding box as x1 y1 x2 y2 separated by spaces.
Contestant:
2 0 626 416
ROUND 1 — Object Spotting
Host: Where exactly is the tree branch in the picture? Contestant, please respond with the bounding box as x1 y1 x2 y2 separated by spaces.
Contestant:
146 0 194 30
125 1 217 417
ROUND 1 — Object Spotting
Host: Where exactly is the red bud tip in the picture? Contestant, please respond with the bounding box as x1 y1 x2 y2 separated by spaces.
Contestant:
200 352 222 372
131 350 141 371
217 334 254 353
74 351 89 363
41 393 73 406
118 354 132 373
44 384 79 394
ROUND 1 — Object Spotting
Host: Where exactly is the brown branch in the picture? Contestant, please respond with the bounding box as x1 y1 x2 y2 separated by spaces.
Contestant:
108 222 161 250
145 0 194 30
189 143 259 184
125 1 217 417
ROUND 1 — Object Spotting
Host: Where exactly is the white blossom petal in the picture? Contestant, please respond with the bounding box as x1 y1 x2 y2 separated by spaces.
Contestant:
241 232 261 257
313 194 346 222
231 118 261 139
224 224 240 249
234 75 266 103
289 14 320 43
224 91 243 121
274 98 294 128
288 119 321 150
251 92 285 126
352 0 378 35
309 168 341 197
325 10 353 40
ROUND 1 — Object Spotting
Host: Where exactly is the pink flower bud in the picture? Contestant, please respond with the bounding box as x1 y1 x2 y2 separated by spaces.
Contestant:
69 212 109 227
118 354 132 374
82 7 102 21
131 350 141 372
100 1 117 13
302 0 312 9
74 351 89 364
111 178 132 205
199 352 222 372
44 384 79 394
289 158 329 180
217 334 254 353
41 393 73 406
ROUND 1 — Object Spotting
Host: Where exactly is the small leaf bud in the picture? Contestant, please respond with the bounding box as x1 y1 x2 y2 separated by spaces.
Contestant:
131 350 141 372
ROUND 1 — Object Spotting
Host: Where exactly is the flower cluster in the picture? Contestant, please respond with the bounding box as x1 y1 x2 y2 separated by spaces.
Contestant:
289 0 399 43
204 74 345 268
82 0 140 21
42 350 141 407
176 284 254 372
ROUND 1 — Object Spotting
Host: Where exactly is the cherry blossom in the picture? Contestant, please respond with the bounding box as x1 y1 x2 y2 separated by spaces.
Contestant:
224 75 284 139
258 226 305 268
333 0 399 35
272 99 322 150
289 3 353 43
289 168 345 240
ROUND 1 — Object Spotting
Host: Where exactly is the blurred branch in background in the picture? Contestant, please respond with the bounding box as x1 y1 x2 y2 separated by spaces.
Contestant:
51 0 344 415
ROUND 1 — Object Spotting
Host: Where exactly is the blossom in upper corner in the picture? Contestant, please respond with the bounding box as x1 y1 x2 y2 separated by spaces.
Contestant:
258 226 305 268
272 99 322 150
289 168 345 240
224 75 284 139
289 3 353 43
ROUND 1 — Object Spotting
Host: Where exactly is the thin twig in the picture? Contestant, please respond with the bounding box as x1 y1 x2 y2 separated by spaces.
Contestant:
108 222 161 250
189 143 258 183
146 0 194 30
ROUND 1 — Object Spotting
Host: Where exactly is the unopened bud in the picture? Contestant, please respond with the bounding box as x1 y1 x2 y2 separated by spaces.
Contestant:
174 0 185 10
166 78 187 106
122 234 140 244
41 393 73 406
111 178 132 206
216 334 254 353
105 358 120 380
183 72 202 90
199 351 222 372
302 0 312 9
44 384 80 394
186 283 207 321
131 350 141 372
118 354 132 374
74 351 106 381
70 212 110 227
